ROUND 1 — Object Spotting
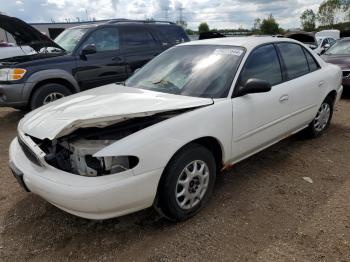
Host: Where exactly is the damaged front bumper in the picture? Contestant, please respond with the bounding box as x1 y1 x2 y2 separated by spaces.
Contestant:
9 138 163 220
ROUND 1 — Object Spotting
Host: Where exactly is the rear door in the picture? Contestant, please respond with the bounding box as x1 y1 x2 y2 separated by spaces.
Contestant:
231 44 295 162
276 43 323 126
75 27 127 90
120 25 162 77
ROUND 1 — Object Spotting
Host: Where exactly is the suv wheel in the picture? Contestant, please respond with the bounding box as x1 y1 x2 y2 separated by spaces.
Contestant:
30 83 72 110
305 96 334 138
158 144 216 221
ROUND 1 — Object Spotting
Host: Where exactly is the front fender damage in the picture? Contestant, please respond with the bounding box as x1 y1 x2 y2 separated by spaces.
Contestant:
26 105 212 177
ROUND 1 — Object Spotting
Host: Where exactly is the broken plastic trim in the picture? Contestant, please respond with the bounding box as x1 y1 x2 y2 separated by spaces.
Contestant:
33 106 207 177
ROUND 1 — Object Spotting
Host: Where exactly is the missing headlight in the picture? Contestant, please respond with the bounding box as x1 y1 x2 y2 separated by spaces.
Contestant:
84 155 139 177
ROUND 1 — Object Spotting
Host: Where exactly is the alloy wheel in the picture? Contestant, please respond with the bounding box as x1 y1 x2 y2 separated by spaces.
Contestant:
175 160 210 210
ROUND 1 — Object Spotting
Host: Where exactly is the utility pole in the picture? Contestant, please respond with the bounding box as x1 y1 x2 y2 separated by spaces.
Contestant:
163 7 169 21
85 9 89 21
178 7 184 23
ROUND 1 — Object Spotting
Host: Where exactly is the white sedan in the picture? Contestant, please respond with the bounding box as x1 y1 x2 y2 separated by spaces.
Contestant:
9 37 343 221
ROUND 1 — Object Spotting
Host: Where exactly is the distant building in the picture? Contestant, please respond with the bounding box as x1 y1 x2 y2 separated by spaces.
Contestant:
0 20 107 43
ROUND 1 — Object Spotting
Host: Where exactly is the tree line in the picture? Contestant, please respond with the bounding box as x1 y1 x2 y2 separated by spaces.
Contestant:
191 0 350 36
301 0 350 31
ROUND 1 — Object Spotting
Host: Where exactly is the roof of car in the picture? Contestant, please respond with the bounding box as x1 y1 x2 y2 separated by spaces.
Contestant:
180 36 301 50
69 20 177 30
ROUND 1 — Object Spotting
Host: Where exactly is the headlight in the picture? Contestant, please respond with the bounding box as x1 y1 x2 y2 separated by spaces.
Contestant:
0 68 27 81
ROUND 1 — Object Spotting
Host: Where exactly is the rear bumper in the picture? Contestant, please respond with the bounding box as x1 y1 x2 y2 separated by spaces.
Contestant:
0 83 27 107
9 138 163 220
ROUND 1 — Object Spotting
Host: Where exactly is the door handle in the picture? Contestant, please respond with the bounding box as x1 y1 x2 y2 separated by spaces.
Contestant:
319 80 326 87
279 95 289 103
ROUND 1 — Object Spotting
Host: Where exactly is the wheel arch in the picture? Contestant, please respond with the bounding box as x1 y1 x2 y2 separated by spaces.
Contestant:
23 69 80 102
156 136 223 191
325 90 337 105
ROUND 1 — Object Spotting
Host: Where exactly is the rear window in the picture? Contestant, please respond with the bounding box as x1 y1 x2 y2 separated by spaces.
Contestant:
156 25 189 45
277 43 309 80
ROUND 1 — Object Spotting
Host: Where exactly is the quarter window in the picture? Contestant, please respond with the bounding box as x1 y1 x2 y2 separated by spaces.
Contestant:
277 43 309 80
239 44 282 86
84 28 120 52
304 48 320 72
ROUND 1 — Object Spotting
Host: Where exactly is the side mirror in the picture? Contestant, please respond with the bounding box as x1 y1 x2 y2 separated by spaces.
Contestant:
81 44 97 56
238 78 272 96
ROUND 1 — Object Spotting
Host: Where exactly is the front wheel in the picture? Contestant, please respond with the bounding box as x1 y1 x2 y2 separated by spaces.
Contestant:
304 96 334 138
30 83 72 110
157 144 216 222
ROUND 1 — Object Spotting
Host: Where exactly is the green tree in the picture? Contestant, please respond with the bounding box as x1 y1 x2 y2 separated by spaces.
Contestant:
198 22 210 34
317 0 339 25
301 9 316 31
252 18 262 33
260 14 279 35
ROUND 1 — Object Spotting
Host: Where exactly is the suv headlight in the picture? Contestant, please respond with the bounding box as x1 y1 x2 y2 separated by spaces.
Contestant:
0 68 27 81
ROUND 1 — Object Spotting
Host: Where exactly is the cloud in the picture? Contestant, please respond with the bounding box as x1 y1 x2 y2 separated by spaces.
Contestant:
0 0 324 29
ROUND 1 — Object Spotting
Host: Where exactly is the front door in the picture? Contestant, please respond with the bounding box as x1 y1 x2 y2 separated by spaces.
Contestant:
231 44 294 162
75 27 127 90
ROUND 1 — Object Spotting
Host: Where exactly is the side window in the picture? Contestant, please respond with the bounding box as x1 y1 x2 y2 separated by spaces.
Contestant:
84 28 120 52
122 27 156 48
329 38 336 46
277 43 309 80
304 48 320 72
239 44 282 87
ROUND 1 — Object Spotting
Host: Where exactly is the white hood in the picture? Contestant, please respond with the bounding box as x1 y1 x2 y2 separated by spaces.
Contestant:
19 85 213 140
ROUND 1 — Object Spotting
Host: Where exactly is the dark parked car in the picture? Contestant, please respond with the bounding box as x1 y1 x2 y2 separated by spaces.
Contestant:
285 31 318 49
0 15 189 110
322 38 350 88
199 31 226 40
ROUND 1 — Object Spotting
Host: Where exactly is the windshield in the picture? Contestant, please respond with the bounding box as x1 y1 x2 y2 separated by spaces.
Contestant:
54 28 89 52
325 40 350 55
126 45 245 98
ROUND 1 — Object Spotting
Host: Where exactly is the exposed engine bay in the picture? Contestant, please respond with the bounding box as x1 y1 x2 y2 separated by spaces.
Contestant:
29 109 193 177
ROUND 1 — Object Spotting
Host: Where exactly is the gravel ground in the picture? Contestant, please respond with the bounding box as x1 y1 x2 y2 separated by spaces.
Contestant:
0 98 350 262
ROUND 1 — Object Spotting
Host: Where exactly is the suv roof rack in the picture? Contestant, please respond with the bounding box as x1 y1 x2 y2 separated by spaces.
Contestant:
107 19 175 25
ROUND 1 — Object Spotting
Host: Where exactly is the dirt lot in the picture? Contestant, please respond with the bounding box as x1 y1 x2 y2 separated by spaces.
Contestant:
0 99 350 262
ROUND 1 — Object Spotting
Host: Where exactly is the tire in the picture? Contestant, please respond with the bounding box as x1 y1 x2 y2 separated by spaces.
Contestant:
304 96 334 138
30 83 72 110
158 144 216 222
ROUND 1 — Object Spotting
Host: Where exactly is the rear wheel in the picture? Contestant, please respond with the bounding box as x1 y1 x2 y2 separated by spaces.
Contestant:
157 144 216 221
304 96 334 138
30 83 72 110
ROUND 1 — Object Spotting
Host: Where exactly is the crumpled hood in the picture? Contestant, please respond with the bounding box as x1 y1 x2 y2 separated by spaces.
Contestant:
19 85 213 140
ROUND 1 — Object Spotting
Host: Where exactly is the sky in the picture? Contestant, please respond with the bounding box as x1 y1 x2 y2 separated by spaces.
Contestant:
1 0 324 30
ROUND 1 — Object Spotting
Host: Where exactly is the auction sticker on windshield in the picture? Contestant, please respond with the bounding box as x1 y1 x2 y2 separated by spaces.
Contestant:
214 48 244 56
